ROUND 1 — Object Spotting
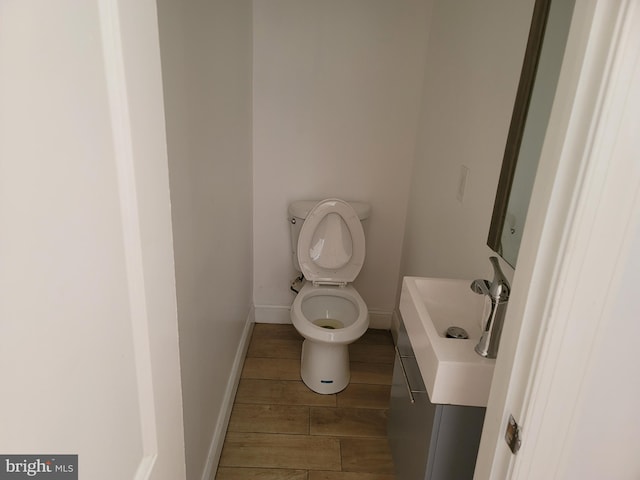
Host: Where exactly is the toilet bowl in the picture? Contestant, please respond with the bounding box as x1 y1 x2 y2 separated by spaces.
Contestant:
292 282 369 393
289 198 370 394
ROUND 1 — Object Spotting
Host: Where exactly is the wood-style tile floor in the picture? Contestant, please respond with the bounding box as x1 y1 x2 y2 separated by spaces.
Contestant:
215 323 397 480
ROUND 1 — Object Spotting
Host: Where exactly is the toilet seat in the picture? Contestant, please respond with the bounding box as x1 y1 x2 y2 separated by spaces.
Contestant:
297 199 365 286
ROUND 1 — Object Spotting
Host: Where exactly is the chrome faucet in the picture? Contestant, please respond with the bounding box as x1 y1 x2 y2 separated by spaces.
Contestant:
470 256 510 359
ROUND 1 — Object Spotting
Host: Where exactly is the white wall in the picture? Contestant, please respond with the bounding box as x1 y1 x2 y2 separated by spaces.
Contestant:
400 0 536 284
156 0 253 478
252 0 432 323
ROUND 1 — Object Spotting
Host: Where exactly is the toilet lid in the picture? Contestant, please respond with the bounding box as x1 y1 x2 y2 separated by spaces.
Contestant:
297 198 365 285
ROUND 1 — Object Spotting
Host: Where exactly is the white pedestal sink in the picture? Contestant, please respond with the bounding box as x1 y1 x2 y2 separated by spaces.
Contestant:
399 276 495 407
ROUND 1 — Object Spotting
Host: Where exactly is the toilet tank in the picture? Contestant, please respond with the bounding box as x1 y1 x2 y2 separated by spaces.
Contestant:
288 200 371 273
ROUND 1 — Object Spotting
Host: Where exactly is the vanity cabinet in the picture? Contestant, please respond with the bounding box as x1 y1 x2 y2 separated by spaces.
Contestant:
388 317 485 480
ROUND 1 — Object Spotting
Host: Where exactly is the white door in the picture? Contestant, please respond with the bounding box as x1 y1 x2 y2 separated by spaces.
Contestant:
475 1 640 478
0 1 186 479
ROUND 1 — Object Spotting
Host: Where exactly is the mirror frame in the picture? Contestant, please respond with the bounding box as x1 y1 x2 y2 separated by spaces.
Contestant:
487 0 553 259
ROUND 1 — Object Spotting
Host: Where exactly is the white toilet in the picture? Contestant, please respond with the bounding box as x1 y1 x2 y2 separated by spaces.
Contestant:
289 198 370 394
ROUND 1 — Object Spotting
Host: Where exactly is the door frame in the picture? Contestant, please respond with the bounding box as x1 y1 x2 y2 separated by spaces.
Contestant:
98 0 186 478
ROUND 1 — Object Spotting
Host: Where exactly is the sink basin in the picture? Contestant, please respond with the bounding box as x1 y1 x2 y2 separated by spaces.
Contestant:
399 276 496 407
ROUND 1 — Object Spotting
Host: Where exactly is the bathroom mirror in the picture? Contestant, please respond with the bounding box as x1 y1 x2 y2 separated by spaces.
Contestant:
487 0 575 266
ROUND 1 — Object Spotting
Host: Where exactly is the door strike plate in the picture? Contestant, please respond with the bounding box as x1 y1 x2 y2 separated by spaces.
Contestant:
505 414 522 454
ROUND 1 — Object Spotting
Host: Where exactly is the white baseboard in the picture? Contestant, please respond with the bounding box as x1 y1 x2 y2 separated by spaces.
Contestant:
368 310 393 330
254 305 291 324
254 304 392 330
201 307 255 480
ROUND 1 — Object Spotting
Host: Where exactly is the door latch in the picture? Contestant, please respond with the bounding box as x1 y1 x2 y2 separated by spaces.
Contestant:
505 414 522 454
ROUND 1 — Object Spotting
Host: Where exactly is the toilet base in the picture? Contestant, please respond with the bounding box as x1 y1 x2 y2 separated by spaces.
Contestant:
300 339 350 394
